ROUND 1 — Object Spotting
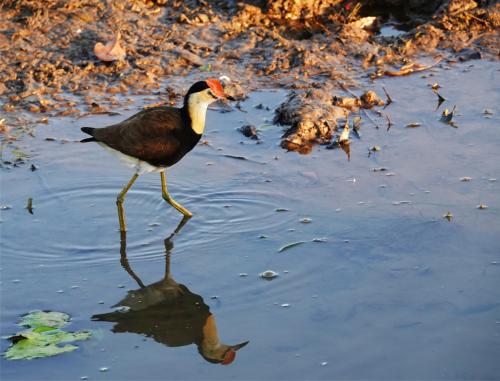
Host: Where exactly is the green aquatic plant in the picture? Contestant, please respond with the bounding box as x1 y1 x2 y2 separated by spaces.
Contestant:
3 311 91 360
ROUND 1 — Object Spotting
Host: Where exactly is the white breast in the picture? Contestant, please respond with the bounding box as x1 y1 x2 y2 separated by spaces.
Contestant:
98 142 165 175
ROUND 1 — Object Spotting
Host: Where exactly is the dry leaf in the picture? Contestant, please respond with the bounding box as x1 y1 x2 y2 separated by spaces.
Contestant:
94 31 126 62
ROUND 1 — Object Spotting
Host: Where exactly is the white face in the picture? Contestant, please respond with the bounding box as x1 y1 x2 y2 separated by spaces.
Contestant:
187 89 218 135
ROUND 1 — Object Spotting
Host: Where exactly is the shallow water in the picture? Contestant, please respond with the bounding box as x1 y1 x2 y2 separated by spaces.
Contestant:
1 61 500 380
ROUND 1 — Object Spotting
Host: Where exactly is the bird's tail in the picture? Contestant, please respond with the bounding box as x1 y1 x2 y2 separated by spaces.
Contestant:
80 127 96 143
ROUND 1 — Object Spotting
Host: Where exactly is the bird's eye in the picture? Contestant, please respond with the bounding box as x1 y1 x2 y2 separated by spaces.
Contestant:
208 89 217 98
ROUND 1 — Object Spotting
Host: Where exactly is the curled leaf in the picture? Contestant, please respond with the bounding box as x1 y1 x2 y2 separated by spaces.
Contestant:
94 31 126 62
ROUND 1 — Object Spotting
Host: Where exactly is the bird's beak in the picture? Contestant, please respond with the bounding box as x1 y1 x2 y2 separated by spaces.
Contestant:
230 341 249 351
225 94 236 101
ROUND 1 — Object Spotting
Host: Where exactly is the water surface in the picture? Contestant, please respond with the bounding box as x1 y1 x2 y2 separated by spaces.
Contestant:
1 61 499 380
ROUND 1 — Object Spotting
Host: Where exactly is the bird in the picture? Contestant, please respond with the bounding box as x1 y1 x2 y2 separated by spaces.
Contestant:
92 229 249 364
80 79 231 231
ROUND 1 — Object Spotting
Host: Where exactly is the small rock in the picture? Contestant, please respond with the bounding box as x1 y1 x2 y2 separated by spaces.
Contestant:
238 124 259 140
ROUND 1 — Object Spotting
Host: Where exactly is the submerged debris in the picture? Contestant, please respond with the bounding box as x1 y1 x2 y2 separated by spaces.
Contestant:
440 105 457 126
238 124 259 140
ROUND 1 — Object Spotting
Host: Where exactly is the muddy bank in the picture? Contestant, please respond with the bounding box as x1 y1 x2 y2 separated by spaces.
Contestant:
0 0 498 156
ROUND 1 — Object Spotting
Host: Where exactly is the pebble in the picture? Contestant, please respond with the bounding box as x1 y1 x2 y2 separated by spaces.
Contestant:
460 176 472 182
239 273 248 277
99 367 109 372
300 217 312 223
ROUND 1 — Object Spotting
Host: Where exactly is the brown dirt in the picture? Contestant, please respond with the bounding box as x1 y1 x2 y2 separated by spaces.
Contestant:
0 0 498 158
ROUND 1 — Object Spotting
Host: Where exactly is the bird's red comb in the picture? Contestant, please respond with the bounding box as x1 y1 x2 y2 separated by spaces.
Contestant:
206 78 225 98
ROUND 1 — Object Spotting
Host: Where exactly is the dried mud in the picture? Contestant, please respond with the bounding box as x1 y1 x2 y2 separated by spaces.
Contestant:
0 0 498 158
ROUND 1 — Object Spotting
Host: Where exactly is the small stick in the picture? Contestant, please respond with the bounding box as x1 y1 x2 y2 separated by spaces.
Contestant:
382 86 393 107
362 109 379 129
385 113 393 131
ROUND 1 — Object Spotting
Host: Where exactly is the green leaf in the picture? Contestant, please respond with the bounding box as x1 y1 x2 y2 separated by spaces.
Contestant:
19 311 70 329
3 311 91 360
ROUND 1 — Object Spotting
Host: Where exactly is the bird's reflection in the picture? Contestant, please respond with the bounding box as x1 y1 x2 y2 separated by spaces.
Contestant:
92 217 249 365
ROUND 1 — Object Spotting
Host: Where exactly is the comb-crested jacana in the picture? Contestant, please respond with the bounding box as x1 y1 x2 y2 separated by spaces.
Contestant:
81 79 231 231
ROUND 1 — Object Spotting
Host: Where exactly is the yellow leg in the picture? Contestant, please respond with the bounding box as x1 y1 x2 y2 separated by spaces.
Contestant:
161 171 192 218
116 173 139 232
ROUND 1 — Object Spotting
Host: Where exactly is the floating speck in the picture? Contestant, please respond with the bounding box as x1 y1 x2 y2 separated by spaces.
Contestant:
357 201 365 205
312 237 327 242
281 303 290 308
239 273 248 277
370 145 381 152
477 203 488 210
405 122 421 128
210 295 219 299
386 172 396 176
11 279 21 283
488 178 497 182
392 201 412 205
98 301 104 304
300 217 312 223
148 222 160 227
278 241 306 253
99 367 109 372
344 240 350 243
335 208 342 212
1 205 12 210
490 261 498 265
260 270 279 280
483 109 493 115
460 177 472 182
283 270 289 274
81 377 88 380
71 285 79 289
275 208 289 212
372 167 387 172
443 211 453 221
346 178 356 183
57 290 64 294
321 362 328 366
117 284 125 288
379 184 387 188
259 234 268 239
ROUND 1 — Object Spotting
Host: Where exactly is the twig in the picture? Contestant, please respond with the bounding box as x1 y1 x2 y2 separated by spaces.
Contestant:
381 58 443 78
339 82 359 99
362 109 379 129
382 86 393 108
385 113 393 131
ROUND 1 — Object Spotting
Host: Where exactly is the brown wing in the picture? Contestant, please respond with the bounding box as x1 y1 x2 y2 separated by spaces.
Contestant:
92 107 184 166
